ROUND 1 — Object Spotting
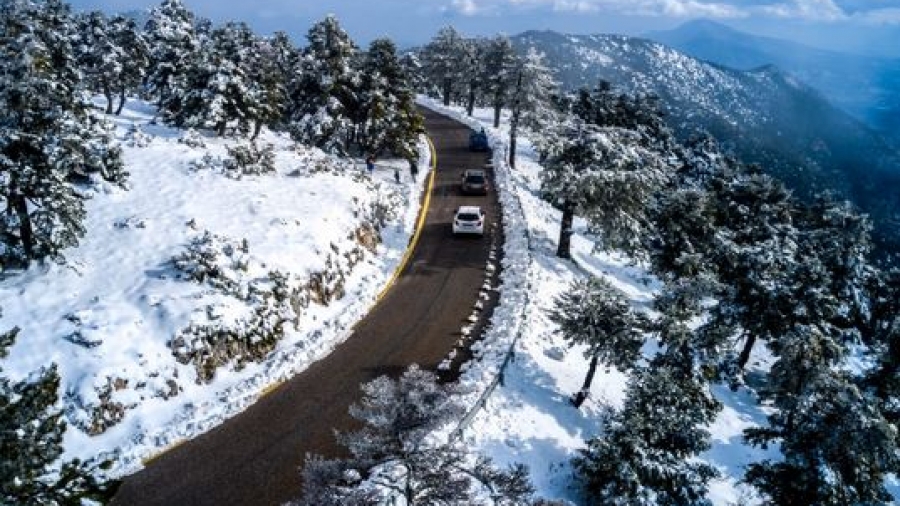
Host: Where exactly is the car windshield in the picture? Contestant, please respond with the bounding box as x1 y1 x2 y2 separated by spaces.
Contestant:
465 174 485 184
457 212 481 221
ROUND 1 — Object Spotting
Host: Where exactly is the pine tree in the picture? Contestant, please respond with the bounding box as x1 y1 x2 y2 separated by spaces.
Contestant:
573 81 670 147
144 0 198 112
399 51 426 93
358 38 423 159
744 368 899 505
459 36 485 117
0 324 114 504
507 47 557 169
297 365 535 505
538 121 671 258
574 349 720 506
648 187 719 281
108 14 149 115
290 15 359 154
73 11 117 113
73 11 148 116
481 35 518 128
1 0 125 266
548 276 647 408
798 193 874 332
419 26 466 106
244 33 291 139
863 267 900 424
698 172 801 376
168 21 255 136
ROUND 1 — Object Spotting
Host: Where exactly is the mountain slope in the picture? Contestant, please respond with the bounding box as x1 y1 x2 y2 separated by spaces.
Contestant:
512 30 900 257
646 19 900 137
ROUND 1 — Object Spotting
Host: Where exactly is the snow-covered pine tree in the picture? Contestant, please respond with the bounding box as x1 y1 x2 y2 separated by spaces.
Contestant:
0 324 113 504
399 51 426 94
108 14 149 115
538 121 671 258
169 21 255 136
574 346 720 506
481 35 518 128
0 0 125 266
548 276 647 408
143 0 198 113
358 38 423 160
73 11 117 113
507 47 557 169
863 267 900 424
538 120 595 259
572 81 617 128
459 36 485 117
573 81 670 148
646 136 744 282
73 11 148 115
744 364 899 505
289 15 359 154
297 365 535 505
697 172 800 375
419 26 466 106
243 32 291 139
797 193 874 332
648 187 719 281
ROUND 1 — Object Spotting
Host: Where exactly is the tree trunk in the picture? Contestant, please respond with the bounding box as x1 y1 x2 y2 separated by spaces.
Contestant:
115 87 127 115
102 80 114 114
466 80 476 116
557 199 575 259
508 111 519 169
442 78 452 106
11 194 34 260
737 333 756 370
493 102 502 128
572 354 600 408
251 120 263 141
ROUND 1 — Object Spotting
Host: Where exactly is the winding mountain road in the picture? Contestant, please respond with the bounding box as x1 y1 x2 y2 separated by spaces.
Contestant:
111 108 501 506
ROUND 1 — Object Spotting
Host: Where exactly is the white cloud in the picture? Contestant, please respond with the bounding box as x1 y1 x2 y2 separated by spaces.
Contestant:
656 0 746 18
452 0 485 15
758 0 848 21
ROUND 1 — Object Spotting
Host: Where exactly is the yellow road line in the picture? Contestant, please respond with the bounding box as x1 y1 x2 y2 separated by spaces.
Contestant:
142 140 438 466
141 438 186 466
375 137 437 302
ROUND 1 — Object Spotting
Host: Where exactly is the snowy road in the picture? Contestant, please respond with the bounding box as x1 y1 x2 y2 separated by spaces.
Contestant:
110 108 501 506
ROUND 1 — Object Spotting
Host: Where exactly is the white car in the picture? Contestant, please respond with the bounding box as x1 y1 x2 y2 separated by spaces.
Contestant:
452 205 486 236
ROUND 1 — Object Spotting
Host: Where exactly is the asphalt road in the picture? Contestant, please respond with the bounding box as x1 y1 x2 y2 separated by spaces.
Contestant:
111 108 501 506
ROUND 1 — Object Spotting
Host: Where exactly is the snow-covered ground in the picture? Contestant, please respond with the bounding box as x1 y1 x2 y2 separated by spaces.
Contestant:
0 99 431 476
420 97 900 504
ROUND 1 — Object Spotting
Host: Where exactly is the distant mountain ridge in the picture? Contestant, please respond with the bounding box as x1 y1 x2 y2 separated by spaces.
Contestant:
510 29 900 256
645 19 900 138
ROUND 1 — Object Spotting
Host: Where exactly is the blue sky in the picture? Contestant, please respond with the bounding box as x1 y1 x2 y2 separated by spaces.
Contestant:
68 0 900 57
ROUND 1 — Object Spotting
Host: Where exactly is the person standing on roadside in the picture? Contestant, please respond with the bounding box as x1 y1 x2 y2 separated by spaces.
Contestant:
408 158 418 181
365 155 375 175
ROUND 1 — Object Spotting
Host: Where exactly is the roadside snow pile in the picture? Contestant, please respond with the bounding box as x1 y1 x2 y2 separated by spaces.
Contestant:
0 99 431 475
